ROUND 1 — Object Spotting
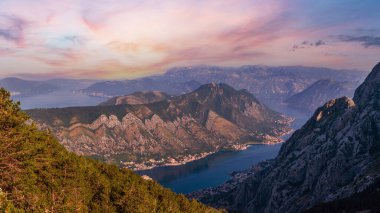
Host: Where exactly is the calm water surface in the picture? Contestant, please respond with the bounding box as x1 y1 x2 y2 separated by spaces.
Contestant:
15 90 106 109
138 144 283 194
18 90 311 194
139 104 310 194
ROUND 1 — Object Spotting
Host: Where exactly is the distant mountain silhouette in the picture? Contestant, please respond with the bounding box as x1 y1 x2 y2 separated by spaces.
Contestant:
286 79 360 112
79 65 366 106
0 77 58 97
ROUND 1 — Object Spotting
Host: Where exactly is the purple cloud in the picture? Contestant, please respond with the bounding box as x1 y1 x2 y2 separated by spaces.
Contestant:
337 35 380 47
0 15 28 45
291 40 327 51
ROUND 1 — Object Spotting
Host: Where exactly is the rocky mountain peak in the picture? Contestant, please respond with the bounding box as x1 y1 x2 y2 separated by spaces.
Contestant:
197 82 234 93
364 62 380 82
314 96 355 122
353 62 380 109
28 83 291 170
192 83 259 104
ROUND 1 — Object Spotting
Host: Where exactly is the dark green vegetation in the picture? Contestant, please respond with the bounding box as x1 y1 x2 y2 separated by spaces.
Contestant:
0 88 219 212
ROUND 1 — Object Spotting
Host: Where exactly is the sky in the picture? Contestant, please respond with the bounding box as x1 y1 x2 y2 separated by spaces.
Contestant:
0 0 379 79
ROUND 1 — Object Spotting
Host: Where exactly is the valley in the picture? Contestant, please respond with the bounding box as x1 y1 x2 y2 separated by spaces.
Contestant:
191 63 380 213
27 83 292 170
139 101 310 193
2 65 365 111
1 63 377 212
1 1 378 212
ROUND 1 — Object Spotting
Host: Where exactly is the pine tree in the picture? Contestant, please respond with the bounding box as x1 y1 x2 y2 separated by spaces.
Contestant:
0 88 220 212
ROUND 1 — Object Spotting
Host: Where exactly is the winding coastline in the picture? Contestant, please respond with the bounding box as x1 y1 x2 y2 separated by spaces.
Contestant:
129 116 294 171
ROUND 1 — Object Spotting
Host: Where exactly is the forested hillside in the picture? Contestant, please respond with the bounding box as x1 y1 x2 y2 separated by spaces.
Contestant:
0 88 218 212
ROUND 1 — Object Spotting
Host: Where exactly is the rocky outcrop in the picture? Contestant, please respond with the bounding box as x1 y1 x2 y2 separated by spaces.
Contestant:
193 63 380 213
27 83 291 169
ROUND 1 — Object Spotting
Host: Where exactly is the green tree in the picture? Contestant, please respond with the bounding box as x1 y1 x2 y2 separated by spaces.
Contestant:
0 88 220 212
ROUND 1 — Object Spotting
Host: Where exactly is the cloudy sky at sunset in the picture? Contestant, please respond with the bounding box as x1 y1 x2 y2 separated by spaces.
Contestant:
0 0 379 79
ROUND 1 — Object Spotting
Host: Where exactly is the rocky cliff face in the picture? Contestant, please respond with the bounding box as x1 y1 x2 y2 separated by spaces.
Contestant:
193 63 380 213
27 83 291 170
285 79 359 112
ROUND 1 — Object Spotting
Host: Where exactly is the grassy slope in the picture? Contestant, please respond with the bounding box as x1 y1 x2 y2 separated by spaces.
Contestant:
0 88 219 212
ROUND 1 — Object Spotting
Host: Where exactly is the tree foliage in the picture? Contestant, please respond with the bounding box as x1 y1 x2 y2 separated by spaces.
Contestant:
0 88 219 212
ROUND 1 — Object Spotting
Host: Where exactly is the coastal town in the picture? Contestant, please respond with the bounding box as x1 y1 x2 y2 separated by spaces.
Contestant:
122 151 215 171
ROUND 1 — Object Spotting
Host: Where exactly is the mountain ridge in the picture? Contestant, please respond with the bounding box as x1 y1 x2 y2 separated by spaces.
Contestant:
191 62 380 213
99 91 171 106
78 65 366 106
27 83 291 170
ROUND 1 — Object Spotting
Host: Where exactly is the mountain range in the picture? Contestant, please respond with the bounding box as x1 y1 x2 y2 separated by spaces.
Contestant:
1 63 378 212
190 63 380 212
27 83 291 170
78 65 366 106
0 77 98 98
1 65 367 114
79 78 201 98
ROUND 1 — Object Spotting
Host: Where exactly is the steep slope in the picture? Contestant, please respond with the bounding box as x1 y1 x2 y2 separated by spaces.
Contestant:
0 77 58 97
173 83 289 138
99 91 171 106
0 88 218 212
285 79 359 112
27 83 291 170
193 63 380 213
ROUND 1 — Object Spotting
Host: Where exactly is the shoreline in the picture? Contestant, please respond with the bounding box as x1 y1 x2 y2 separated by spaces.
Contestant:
125 151 216 171
127 135 291 171
126 118 295 171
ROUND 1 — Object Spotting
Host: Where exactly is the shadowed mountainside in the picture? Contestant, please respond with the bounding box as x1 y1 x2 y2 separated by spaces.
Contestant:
191 63 380 213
